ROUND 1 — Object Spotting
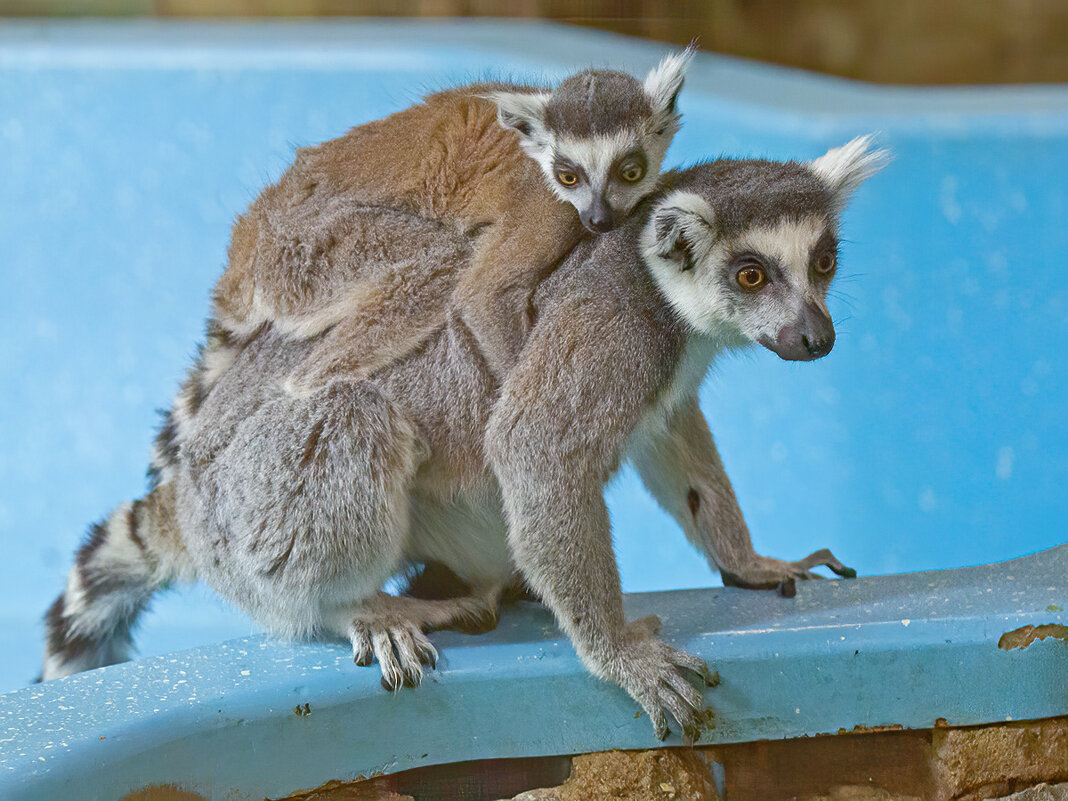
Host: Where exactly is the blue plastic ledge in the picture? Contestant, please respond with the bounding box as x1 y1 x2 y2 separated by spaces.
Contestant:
1 546 1064 801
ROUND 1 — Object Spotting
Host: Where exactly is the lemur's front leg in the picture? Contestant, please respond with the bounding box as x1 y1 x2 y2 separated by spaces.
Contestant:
631 397 856 597
487 304 716 741
490 457 716 740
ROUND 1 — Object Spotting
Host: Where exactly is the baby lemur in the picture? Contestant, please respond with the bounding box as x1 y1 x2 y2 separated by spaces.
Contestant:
212 49 693 388
42 134 886 741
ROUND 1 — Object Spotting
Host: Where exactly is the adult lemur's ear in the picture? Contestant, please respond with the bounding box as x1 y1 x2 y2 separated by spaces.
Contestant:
485 90 552 141
649 193 716 272
808 134 891 213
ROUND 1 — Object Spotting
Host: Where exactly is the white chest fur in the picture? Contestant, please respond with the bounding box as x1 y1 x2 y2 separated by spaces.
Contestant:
625 332 722 454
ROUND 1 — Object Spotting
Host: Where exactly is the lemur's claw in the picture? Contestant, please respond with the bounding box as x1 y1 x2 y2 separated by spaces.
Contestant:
777 577 797 598
799 548 857 580
613 620 714 743
350 618 439 691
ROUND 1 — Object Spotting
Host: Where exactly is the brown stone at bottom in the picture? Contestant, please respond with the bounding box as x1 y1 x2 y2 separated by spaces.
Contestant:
931 719 1068 801
123 716 1068 801
797 786 922 801
506 749 721 801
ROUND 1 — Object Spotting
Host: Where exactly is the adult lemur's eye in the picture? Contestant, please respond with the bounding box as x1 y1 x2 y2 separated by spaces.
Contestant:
619 162 645 183
816 253 836 275
557 171 579 187
736 265 767 291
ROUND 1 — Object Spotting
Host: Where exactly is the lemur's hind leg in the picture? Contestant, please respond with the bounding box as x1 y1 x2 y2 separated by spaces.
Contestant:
404 562 539 611
41 483 193 681
180 367 499 690
324 589 499 690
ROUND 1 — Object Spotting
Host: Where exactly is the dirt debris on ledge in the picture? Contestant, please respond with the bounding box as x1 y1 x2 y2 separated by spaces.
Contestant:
504 749 720 801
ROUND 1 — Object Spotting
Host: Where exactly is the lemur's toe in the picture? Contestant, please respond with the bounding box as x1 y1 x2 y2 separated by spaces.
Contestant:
351 622 375 666
800 548 857 579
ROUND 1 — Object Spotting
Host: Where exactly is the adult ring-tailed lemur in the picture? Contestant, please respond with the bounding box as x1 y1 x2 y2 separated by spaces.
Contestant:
42 53 882 741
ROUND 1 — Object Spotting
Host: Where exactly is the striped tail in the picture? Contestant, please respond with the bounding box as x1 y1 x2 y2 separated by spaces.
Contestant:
41 482 194 681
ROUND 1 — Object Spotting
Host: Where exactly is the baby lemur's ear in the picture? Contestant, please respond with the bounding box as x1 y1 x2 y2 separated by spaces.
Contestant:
649 193 716 272
486 90 553 142
643 44 697 125
808 134 891 213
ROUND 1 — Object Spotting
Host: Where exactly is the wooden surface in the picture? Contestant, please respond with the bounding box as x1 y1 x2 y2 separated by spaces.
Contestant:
4 0 1068 85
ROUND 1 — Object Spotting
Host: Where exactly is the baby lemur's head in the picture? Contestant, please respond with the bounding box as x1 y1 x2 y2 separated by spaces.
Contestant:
641 136 890 361
487 48 694 234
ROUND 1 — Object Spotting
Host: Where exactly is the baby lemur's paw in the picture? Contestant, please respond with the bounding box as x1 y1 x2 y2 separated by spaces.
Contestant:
608 616 717 743
349 619 439 691
723 549 857 598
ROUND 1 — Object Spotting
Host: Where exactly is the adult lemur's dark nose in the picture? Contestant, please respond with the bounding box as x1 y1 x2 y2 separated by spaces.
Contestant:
797 301 836 359
802 330 834 358
762 301 836 362
801 301 836 358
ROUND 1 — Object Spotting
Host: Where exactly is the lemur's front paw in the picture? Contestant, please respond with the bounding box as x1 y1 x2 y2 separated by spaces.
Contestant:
349 619 439 691
723 549 857 597
608 616 718 743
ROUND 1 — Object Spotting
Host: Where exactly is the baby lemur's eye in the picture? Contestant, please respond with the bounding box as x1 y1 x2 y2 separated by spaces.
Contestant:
619 161 645 183
557 171 580 187
815 253 836 275
736 264 767 291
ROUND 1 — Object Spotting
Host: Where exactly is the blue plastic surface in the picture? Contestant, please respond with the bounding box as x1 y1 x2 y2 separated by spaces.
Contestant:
0 20 1066 696
1 545 1064 801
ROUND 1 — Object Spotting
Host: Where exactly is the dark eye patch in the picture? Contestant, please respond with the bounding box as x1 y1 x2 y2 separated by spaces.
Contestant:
612 150 647 173
553 158 587 183
809 228 839 278
725 250 786 292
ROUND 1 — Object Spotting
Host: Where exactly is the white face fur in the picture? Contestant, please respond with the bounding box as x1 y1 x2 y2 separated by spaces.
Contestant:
488 47 694 233
539 128 672 233
641 136 890 361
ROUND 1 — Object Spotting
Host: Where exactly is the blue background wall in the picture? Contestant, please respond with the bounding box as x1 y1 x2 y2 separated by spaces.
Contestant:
1 20 1065 693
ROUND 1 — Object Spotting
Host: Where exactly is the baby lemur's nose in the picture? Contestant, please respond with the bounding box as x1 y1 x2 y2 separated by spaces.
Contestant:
583 207 616 233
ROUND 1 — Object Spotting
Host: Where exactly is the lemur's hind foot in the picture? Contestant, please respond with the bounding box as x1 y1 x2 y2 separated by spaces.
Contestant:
403 562 538 616
722 548 856 598
334 591 498 690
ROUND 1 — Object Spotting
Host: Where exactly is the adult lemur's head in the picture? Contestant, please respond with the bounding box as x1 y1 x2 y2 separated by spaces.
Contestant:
641 136 890 361
486 48 694 234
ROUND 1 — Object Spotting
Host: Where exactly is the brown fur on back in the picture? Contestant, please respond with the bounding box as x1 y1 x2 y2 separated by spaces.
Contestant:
213 85 585 382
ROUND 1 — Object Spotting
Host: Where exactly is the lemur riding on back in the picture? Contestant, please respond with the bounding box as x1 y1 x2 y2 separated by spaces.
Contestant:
39 52 693 683
40 48 880 740
40 137 885 739
212 49 694 385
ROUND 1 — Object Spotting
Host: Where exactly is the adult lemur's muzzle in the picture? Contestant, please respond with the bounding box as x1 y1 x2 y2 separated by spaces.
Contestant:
764 301 836 362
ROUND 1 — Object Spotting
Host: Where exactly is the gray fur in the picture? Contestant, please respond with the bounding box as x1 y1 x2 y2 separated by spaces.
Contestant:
667 159 835 238
488 50 692 234
544 70 654 137
41 142 883 741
